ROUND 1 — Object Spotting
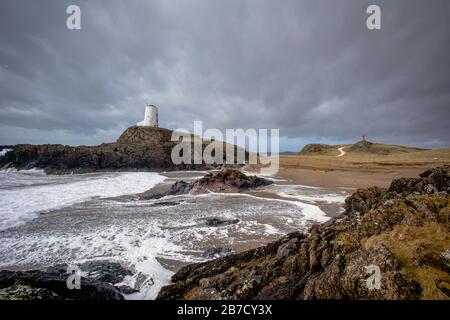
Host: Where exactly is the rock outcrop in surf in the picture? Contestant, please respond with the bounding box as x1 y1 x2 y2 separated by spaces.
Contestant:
157 166 450 300
141 168 273 200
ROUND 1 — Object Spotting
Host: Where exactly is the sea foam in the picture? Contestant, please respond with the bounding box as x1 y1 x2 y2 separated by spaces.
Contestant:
0 148 12 157
0 170 166 231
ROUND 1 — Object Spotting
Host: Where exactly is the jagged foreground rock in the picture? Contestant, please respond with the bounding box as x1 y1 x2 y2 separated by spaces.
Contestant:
157 166 450 300
0 261 131 300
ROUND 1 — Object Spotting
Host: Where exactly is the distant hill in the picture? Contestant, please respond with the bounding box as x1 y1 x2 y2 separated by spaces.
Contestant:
298 144 336 155
278 151 299 155
346 140 427 155
299 140 428 156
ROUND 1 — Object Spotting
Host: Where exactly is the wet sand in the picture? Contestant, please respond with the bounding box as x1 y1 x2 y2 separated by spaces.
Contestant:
274 166 424 191
246 190 344 218
272 150 450 191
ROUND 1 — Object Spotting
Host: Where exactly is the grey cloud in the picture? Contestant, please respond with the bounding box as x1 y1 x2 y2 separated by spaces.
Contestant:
0 0 449 149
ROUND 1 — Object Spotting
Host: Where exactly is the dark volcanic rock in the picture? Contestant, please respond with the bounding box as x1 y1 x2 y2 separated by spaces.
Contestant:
0 261 137 300
0 284 61 300
139 180 192 200
1 142 175 174
116 126 173 145
157 166 450 300
150 200 184 207
79 261 133 284
141 168 273 200
46 261 133 285
0 126 244 174
168 180 193 195
202 247 236 259
114 285 139 295
0 146 15 167
189 168 273 194
0 269 124 300
205 218 240 227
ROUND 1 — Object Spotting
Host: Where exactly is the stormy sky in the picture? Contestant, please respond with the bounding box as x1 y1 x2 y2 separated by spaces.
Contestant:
0 0 449 151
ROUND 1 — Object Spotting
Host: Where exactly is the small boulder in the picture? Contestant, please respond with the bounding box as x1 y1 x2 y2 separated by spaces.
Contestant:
202 247 236 259
205 217 240 227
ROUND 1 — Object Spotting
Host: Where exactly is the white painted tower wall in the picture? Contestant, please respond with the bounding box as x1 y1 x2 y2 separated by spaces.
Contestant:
137 105 158 127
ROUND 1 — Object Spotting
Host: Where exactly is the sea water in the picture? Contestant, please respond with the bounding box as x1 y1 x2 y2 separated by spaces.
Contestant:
0 169 345 299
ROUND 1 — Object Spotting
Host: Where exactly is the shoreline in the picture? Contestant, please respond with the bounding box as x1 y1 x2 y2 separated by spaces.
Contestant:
0 168 338 276
2 164 448 300
0 168 346 282
274 149 450 190
274 166 426 191
156 165 450 300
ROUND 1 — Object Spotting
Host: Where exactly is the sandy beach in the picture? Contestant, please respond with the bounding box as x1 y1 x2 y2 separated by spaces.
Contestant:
270 149 450 191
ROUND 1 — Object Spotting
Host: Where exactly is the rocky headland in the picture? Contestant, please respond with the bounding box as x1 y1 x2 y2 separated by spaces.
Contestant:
157 166 450 300
0 126 243 174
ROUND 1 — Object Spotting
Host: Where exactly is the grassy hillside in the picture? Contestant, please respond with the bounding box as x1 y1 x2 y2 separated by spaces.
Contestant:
347 140 427 155
281 148 450 172
300 140 427 156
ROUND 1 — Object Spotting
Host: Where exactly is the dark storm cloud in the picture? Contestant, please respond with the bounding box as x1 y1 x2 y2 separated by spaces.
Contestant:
0 0 449 149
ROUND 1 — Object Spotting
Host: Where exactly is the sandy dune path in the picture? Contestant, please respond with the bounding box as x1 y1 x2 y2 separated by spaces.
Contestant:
337 147 346 157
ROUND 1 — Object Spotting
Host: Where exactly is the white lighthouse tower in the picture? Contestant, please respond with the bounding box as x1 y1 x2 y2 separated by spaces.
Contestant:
137 104 158 127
